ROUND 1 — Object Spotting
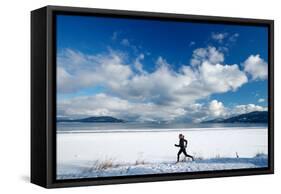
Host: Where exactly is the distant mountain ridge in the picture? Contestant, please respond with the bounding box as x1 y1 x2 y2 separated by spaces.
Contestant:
203 111 268 123
57 116 125 123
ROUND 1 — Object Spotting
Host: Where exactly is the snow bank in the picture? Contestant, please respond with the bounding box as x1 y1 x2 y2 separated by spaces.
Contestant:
57 155 268 179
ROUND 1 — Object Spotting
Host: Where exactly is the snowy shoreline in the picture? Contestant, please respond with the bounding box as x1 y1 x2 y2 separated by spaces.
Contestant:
57 155 267 179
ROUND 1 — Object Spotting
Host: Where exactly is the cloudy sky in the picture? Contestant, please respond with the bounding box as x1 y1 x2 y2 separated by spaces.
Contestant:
56 15 268 123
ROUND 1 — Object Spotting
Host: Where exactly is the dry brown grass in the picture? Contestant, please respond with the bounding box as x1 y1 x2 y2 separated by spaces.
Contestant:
255 152 266 158
135 159 146 165
192 152 204 160
83 158 120 174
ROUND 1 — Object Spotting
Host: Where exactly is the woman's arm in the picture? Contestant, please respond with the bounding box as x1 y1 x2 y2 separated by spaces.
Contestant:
184 139 188 147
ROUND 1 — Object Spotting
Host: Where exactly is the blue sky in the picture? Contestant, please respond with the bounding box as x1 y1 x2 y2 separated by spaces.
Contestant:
56 14 268 122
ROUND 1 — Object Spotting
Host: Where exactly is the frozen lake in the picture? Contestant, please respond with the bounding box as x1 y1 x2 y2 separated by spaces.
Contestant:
57 123 268 178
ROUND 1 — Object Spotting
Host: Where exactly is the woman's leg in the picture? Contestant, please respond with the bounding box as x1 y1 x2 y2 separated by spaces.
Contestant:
183 149 194 161
177 149 183 162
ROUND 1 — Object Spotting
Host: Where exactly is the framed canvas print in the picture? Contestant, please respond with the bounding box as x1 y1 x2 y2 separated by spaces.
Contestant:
31 5 274 188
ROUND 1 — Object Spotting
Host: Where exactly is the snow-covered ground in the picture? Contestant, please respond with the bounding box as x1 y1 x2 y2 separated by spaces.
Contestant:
57 126 268 179
57 156 267 179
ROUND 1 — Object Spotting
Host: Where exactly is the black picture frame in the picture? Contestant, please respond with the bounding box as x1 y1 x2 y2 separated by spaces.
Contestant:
31 5 274 188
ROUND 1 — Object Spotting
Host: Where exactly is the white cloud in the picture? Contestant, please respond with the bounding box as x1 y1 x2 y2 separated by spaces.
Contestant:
211 32 239 44
134 53 146 74
258 98 265 103
229 33 239 42
211 32 228 43
58 93 187 122
120 38 139 53
199 61 248 93
203 101 267 121
208 100 226 117
58 93 206 122
232 104 267 115
207 101 268 121
191 46 224 66
57 49 132 93
114 59 247 107
57 47 257 122
156 56 170 67
58 93 267 122
189 41 196 46
243 54 268 80
121 38 130 46
58 93 130 118
57 66 77 93
111 31 119 40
